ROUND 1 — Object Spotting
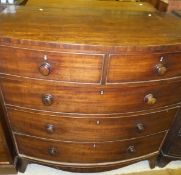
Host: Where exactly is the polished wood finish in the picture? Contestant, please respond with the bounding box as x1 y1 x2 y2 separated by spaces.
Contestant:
0 1 181 173
26 0 157 11
16 132 165 163
1 76 181 114
0 46 103 83
7 107 177 142
107 53 181 83
0 5 181 47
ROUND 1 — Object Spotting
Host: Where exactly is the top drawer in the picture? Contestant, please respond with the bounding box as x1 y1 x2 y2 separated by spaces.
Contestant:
107 53 181 83
0 46 104 84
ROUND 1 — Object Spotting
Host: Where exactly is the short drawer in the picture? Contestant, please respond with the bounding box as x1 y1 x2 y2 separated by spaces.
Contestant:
15 132 165 163
8 107 177 142
0 46 104 83
1 76 181 114
107 52 181 83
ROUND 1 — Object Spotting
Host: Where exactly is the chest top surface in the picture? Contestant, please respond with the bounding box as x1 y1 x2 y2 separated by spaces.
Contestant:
0 1 181 51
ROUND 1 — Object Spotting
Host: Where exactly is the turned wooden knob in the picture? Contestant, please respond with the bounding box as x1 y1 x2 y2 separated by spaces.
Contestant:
45 124 55 134
128 145 136 153
42 94 54 106
136 123 144 132
48 147 57 156
144 94 157 105
39 62 51 76
155 63 167 75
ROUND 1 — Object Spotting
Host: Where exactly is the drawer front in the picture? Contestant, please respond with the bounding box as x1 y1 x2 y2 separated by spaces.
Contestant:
0 46 104 83
16 132 165 163
1 77 181 114
8 107 177 142
107 53 181 83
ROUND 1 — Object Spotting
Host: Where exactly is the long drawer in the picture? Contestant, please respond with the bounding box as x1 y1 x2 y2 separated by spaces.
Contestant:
1 76 181 114
107 52 181 83
15 132 165 163
8 107 177 142
0 46 104 84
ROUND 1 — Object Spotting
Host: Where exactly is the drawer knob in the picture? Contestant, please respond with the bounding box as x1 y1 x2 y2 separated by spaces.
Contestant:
128 145 136 153
136 123 144 132
42 94 54 106
48 147 57 156
39 62 51 76
144 94 157 105
45 124 55 134
155 63 167 75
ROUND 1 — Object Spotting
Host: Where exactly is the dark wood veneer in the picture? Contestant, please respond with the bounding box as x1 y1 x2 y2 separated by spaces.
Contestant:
16 132 165 164
107 52 181 83
0 46 104 84
0 1 181 173
7 107 178 142
1 76 181 114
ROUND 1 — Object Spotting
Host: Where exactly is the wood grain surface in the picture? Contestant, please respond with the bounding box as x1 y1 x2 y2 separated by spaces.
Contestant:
0 0 181 172
26 0 156 11
7 107 177 142
107 52 181 83
0 46 104 83
0 3 180 47
1 76 181 114
16 132 165 163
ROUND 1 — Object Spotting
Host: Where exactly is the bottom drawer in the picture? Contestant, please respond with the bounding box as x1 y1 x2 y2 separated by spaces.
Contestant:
16 132 165 164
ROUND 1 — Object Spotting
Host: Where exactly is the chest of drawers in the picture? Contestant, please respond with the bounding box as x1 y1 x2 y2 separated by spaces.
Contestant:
0 1 181 173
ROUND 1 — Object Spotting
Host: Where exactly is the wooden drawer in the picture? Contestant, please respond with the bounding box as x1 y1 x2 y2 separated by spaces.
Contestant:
107 53 181 83
1 76 181 114
8 107 177 142
0 46 104 83
15 132 165 163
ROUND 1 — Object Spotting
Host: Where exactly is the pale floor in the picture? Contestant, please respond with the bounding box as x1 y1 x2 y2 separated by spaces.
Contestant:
18 160 181 175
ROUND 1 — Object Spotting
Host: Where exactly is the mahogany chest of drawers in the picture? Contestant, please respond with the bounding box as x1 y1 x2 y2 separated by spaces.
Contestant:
0 1 181 173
